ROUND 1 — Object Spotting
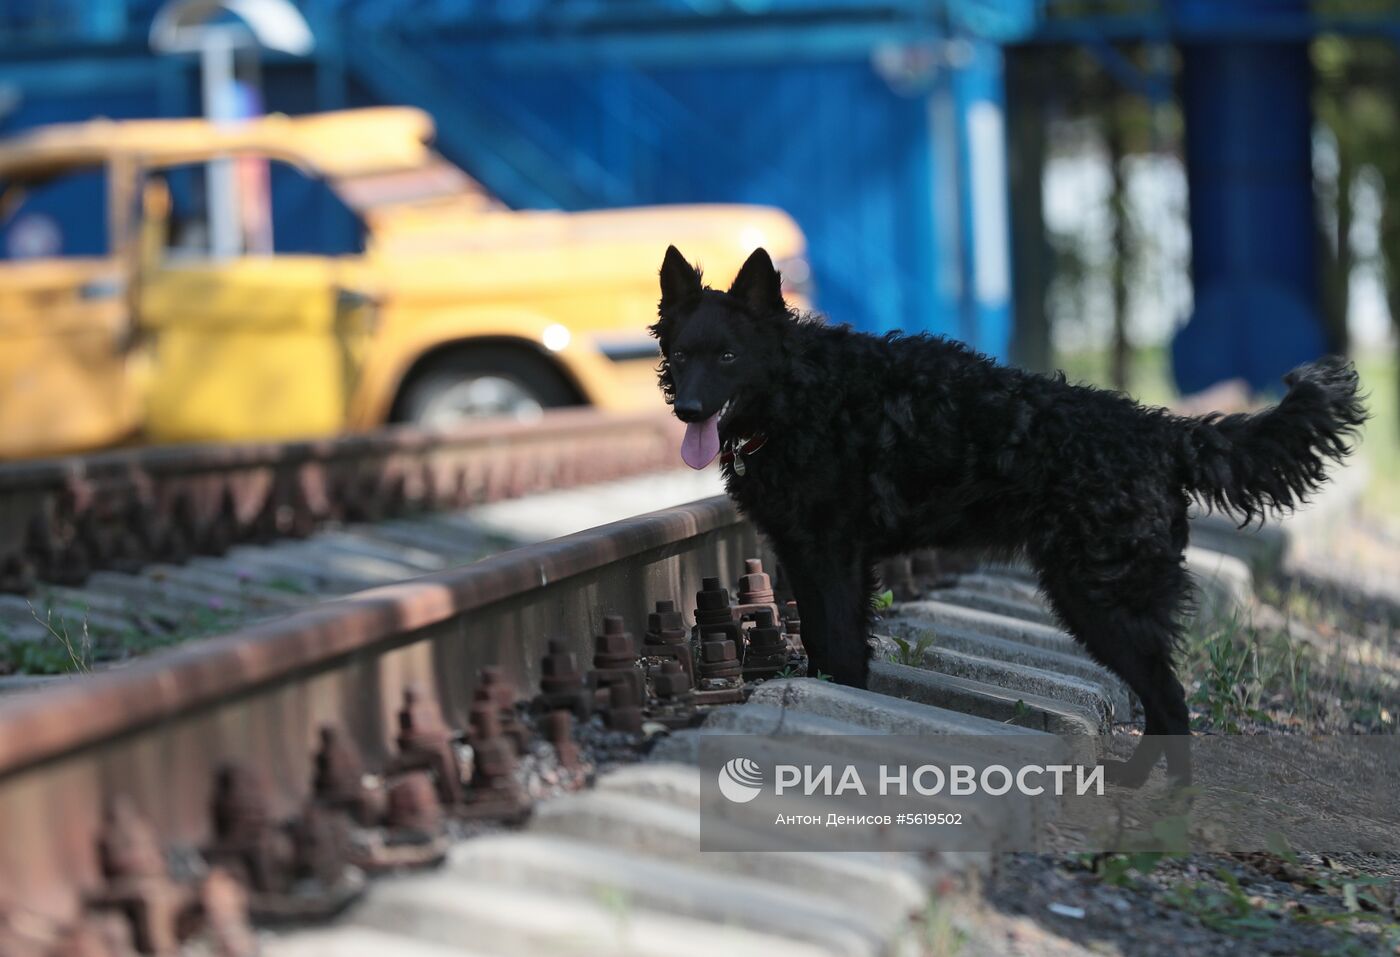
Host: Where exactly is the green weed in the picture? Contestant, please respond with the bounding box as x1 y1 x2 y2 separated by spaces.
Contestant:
886 633 935 666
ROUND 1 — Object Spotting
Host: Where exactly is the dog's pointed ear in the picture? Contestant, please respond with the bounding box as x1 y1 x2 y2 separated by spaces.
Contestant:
728 247 785 316
659 245 702 310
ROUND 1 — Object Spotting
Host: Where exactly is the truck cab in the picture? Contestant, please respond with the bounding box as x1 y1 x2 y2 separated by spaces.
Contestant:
0 107 810 457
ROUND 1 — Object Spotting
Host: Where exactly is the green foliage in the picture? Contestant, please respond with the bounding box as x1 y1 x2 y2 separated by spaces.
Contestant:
885 633 935 666
263 576 311 594
1162 868 1279 939
1183 611 1313 733
1095 851 1169 887
7 603 94 675
1005 699 1032 725
2 635 80 675
870 589 895 611
914 896 967 957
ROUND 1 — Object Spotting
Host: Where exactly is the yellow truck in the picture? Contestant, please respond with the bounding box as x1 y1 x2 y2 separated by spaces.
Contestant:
0 107 809 458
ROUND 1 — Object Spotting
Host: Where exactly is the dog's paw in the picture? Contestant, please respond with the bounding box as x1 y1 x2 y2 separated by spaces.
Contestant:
1100 758 1153 790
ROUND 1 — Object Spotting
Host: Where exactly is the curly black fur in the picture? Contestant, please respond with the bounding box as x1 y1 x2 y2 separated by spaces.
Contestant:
652 246 1368 786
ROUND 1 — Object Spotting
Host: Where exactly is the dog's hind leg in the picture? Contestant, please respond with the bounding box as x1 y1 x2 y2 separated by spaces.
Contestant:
776 547 872 688
1095 648 1190 788
1040 569 1193 787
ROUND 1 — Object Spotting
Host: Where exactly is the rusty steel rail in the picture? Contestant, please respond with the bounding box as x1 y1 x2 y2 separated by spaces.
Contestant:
0 495 775 953
0 410 681 594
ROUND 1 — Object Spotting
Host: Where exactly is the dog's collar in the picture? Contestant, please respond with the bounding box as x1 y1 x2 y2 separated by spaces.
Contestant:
720 433 767 475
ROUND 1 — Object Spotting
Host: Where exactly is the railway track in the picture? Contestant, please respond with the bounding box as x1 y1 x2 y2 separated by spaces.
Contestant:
0 410 681 597
0 464 1294 956
0 412 688 679
0 467 719 687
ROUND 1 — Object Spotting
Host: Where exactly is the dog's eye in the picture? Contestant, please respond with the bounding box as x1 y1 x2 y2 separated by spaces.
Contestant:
671 351 687 364
720 351 736 363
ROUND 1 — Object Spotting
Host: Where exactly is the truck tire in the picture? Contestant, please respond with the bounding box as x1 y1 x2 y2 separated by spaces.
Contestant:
394 348 579 426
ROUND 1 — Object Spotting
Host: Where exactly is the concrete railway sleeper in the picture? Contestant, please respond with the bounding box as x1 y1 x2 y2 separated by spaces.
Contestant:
0 494 1275 956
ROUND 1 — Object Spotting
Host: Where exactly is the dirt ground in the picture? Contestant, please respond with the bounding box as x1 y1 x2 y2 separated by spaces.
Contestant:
945 507 1400 957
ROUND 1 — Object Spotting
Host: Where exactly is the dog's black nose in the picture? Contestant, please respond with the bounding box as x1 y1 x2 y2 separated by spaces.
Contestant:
674 398 704 420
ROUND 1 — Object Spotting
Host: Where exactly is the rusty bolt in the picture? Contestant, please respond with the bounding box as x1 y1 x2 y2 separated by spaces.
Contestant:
467 705 525 813
693 576 742 657
593 614 638 669
540 639 583 688
643 598 695 680
477 668 529 753
90 796 189 956
292 803 348 888
698 633 743 681
753 608 781 634
536 639 592 720
469 683 528 757
213 765 272 848
471 737 516 788
211 764 294 895
737 559 775 605
700 636 737 663
645 600 688 645
314 726 364 806
397 679 450 749
386 772 443 836
592 615 645 704
652 660 692 699
395 684 462 807
743 608 788 680
469 698 503 743
544 710 581 771
694 577 731 615
783 601 805 654
478 666 514 711
603 682 644 735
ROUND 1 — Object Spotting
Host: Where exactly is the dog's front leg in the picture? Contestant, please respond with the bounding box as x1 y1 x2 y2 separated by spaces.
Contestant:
777 548 871 688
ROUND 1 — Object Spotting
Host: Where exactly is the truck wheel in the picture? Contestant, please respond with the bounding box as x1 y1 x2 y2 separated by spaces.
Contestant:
394 348 579 426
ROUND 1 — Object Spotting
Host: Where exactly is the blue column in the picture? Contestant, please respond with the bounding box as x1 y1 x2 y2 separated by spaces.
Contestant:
1172 4 1327 394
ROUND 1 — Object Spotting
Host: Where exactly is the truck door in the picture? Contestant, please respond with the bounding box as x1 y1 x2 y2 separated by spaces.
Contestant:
136 157 374 443
0 165 142 458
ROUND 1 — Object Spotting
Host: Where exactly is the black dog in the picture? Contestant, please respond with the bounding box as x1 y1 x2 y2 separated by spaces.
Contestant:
652 245 1366 785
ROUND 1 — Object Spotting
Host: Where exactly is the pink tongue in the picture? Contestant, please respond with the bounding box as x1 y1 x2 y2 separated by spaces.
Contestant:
681 414 721 469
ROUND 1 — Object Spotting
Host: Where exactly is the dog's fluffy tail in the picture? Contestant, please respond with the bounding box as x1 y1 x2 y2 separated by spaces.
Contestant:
1176 356 1367 524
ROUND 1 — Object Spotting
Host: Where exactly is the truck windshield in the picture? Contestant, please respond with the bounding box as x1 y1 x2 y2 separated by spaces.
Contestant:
0 168 108 259
154 157 366 260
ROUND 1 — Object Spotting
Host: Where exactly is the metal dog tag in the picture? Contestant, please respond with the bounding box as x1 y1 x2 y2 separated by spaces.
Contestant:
733 454 746 476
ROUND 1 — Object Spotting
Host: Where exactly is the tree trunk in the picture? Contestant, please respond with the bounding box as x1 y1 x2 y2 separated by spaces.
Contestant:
1320 138 1353 354
1379 170 1400 435
1006 48 1054 374
1107 100 1131 392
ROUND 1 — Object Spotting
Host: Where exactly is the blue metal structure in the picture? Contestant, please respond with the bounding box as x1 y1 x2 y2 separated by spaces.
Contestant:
0 0 1027 361
4 1 1399 388
330 0 1026 352
1176 16 1325 394
1036 0 1350 393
